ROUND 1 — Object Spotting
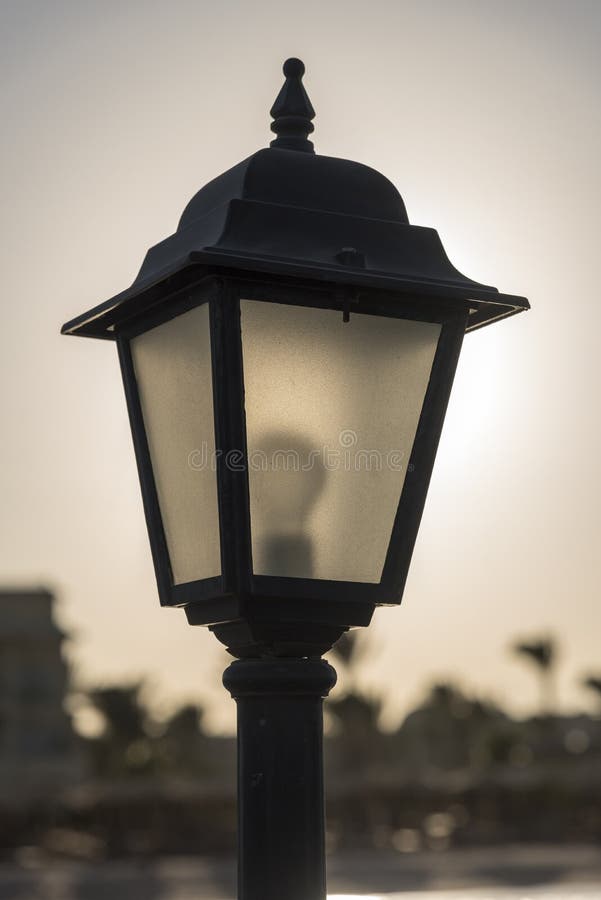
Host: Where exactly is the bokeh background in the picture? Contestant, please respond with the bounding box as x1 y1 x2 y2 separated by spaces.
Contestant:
1 0 600 894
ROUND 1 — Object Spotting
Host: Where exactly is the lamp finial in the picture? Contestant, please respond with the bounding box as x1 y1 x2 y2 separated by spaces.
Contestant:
270 58 315 153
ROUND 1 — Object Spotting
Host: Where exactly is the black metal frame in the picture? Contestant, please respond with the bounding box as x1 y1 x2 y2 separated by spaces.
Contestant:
62 59 529 900
116 270 467 653
117 278 227 609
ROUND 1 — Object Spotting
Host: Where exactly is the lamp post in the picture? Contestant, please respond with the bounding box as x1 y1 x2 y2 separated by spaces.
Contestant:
62 59 528 900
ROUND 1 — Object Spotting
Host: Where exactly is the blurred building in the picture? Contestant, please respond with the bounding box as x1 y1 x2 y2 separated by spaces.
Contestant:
0 588 83 801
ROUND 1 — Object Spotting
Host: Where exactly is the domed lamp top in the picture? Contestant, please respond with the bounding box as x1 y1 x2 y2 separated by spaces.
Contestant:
62 59 528 339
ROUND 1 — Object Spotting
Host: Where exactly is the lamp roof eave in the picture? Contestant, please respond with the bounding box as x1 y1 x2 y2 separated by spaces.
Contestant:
61 147 529 340
61 241 528 339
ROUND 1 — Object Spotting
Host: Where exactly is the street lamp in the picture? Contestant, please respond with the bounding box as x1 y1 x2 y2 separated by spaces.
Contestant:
62 59 528 900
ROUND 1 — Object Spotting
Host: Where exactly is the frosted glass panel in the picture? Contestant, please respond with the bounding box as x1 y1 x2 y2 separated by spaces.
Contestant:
131 304 221 585
241 300 441 583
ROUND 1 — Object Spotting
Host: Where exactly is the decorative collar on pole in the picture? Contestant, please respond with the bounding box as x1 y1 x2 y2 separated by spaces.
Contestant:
270 58 315 153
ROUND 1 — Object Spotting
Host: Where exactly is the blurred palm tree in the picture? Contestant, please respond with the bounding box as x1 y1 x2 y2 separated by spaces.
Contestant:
159 703 208 773
90 684 147 742
582 675 601 713
512 637 557 716
87 682 155 776
330 631 360 667
400 681 507 770
326 631 383 767
327 690 381 735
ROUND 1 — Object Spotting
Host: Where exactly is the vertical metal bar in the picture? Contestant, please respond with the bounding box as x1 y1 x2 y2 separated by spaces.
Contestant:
210 279 253 597
223 658 337 900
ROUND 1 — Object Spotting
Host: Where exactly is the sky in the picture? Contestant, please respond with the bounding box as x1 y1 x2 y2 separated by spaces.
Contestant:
1 0 600 733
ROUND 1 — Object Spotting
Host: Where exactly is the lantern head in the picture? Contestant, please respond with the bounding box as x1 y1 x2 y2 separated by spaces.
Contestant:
62 59 528 658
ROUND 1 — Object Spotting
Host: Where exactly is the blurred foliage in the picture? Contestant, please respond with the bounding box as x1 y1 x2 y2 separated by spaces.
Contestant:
583 675 601 707
4 630 598 857
514 639 556 670
83 686 209 778
512 636 557 716
329 631 361 667
85 683 154 777
397 682 509 771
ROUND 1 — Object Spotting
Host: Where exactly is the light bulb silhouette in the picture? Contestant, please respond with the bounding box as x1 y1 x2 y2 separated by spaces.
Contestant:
251 430 326 578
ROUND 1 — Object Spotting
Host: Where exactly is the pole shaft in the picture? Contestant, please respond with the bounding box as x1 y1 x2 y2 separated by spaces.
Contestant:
223 657 336 900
